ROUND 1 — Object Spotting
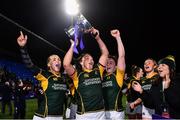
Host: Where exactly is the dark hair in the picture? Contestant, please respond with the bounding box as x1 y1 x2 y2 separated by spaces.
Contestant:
75 53 92 70
77 53 92 63
108 55 117 65
131 65 142 76
158 55 176 79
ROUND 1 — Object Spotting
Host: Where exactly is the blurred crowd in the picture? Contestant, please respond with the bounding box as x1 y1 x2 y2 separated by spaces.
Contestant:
0 66 34 119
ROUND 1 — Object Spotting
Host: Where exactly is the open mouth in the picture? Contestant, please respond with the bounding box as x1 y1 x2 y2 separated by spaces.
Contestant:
55 64 60 67
106 68 110 71
107 67 111 69
158 69 164 74
145 66 149 69
89 62 93 65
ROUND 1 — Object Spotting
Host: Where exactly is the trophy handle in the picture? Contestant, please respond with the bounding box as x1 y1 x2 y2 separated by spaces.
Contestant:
91 32 98 38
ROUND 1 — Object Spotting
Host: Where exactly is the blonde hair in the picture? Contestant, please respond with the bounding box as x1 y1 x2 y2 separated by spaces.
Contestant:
47 54 61 69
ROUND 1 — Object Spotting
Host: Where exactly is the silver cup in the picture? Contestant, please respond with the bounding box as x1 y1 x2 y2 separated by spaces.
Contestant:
76 14 92 33
64 25 75 38
64 14 92 38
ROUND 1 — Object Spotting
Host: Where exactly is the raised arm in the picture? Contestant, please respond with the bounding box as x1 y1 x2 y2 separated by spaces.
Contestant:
91 28 109 66
110 29 125 71
17 31 33 68
17 31 39 73
17 31 27 47
63 39 76 77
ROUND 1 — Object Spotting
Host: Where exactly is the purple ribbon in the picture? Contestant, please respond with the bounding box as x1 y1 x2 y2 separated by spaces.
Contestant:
73 24 84 54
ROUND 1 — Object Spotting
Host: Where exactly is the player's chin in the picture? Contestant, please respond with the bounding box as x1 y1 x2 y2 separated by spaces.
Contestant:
88 65 93 70
54 68 60 72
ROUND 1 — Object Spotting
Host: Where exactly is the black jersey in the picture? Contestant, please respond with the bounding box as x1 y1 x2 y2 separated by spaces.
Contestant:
102 68 124 111
71 64 104 114
34 71 67 117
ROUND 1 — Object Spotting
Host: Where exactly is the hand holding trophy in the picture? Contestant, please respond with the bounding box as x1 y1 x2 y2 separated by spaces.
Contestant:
64 14 93 53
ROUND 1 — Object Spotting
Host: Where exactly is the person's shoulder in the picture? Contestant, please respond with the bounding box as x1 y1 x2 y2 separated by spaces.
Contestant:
128 76 134 80
153 73 159 78
39 70 52 78
127 76 136 83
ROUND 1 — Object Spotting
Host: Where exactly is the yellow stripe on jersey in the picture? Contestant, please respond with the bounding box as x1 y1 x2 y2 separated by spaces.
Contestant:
71 71 79 89
71 64 104 92
146 72 158 79
98 64 105 79
35 73 48 91
70 85 76 96
116 68 124 88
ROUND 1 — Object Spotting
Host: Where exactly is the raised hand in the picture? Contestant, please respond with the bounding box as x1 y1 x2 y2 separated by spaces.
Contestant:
70 38 78 47
17 31 27 47
164 74 171 89
90 27 100 39
110 29 120 39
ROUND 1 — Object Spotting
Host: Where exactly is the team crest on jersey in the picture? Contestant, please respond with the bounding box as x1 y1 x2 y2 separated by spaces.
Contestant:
107 76 110 80
53 77 58 81
84 73 89 78
141 80 145 84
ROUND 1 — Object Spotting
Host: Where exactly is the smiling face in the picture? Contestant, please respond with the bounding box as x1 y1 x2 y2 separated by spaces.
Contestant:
137 68 144 78
47 55 61 74
144 59 157 73
158 64 170 78
80 54 94 70
106 58 116 73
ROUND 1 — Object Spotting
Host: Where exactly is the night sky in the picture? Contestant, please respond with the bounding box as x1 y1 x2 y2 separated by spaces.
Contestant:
0 0 179 73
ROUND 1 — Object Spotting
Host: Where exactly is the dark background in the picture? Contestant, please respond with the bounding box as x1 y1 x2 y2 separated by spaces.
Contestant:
0 0 179 73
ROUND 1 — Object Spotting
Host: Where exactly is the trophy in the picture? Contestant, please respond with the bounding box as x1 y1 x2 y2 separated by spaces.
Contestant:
76 14 92 33
64 14 92 39
64 25 76 39
64 14 93 53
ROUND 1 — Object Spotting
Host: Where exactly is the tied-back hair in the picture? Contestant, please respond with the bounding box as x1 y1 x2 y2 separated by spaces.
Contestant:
131 65 141 77
75 53 92 71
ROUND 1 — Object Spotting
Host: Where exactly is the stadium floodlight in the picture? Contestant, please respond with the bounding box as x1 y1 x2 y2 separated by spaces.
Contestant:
65 0 79 16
